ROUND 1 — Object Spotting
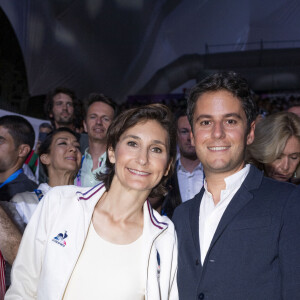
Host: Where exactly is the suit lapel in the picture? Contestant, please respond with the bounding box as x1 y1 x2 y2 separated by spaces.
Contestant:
189 189 204 257
207 186 253 253
205 165 263 261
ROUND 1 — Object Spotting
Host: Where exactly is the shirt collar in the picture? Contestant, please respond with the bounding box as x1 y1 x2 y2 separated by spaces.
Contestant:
84 148 106 162
177 158 203 173
204 164 250 192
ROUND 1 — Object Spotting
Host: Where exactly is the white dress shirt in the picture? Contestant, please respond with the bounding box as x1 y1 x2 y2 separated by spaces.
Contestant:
177 159 204 203
199 164 250 264
75 148 107 187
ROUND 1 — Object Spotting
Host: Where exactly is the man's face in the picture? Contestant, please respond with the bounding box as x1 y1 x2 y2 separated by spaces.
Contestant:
84 101 114 142
0 126 20 174
177 116 197 160
50 93 74 127
191 90 255 177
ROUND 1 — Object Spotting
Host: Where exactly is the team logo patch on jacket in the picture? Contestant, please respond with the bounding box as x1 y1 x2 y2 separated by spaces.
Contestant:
52 231 68 247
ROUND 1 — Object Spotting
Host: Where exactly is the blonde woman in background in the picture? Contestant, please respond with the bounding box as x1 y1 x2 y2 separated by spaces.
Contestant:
246 111 300 183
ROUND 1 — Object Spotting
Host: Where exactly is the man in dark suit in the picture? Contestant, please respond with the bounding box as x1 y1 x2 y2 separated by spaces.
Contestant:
173 71 300 300
163 109 204 218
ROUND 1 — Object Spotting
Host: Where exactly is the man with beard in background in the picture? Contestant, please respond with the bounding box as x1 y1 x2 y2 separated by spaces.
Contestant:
75 93 117 187
44 87 82 131
162 108 204 218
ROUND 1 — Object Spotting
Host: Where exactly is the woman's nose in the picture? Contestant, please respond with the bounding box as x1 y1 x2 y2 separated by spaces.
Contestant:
279 157 289 171
137 148 148 165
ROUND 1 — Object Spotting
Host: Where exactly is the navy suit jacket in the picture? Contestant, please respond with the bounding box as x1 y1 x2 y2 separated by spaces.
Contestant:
173 165 300 300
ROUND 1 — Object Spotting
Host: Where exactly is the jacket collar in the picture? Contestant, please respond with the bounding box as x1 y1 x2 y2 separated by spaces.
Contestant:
144 199 168 232
203 165 263 265
75 183 168 233
189 165 263 265
75 183 106 208
189 189 204 258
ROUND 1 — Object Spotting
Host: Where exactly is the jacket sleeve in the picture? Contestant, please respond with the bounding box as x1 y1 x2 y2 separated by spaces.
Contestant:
5 191 55 299
280 186 300 299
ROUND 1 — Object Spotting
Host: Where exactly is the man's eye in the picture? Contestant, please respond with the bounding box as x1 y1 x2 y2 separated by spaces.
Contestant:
103 117 110 122
200 120 210 126
226 119 237 125
179 130 189 134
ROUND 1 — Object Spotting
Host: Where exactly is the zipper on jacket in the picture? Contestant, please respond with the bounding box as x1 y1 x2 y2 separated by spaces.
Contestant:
145 227 167 300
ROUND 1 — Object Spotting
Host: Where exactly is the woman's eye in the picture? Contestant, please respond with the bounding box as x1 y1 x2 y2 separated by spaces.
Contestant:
127 141 137 147
58 142 67 145
151 147 162 153
291 155 300 160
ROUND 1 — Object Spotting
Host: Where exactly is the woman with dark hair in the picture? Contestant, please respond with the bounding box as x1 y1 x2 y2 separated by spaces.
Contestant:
10 127 82 227
7 104 178 300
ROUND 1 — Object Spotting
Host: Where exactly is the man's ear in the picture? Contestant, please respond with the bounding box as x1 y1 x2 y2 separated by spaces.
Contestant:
107 147 116 164
190 131 195 147
18 144 31 159
40 153 51 166
246 121 255 145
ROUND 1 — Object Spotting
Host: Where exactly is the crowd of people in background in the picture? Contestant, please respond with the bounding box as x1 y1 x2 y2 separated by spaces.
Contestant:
0 71 300 299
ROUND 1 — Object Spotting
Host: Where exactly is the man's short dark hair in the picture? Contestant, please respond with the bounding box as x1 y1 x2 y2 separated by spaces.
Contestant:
187 71 258 132
84 93 118 119
44 86 82 128
0 115 35 150
174 107 188 128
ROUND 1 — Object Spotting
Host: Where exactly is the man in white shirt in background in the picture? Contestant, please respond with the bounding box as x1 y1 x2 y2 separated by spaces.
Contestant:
75 93 117 187
162 109 204 218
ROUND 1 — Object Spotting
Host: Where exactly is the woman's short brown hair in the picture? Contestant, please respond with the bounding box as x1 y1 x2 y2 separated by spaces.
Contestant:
97 103 177 198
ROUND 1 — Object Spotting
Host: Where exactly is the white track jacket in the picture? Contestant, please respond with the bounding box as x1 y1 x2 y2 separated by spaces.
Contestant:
6 184 178 300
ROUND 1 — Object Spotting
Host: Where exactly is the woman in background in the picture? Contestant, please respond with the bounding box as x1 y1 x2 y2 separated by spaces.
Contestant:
11 127 82 227
247 111 300 183
6 104 178 300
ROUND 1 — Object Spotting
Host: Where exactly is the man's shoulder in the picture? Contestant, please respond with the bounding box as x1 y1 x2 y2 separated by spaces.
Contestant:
5 173 38 200
172 192 201 221
253 171 298 194
244 167 300 209
16 173 38 188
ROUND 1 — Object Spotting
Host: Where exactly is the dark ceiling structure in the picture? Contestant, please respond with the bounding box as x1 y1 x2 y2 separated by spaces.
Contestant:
1 0 300 117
